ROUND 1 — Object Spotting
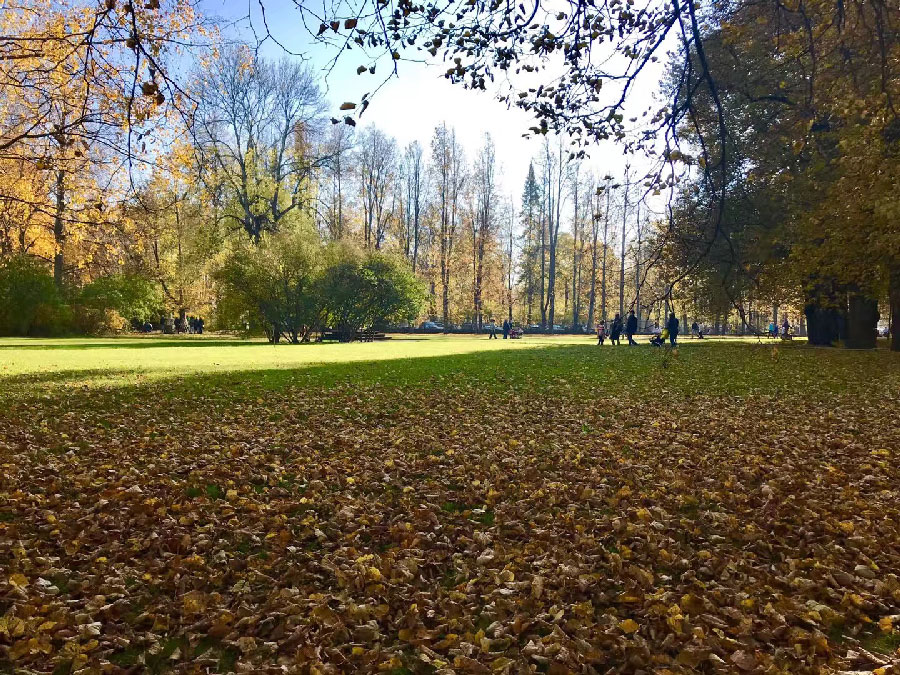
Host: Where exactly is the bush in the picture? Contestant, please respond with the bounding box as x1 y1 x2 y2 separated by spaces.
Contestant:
318 248 425 341
215 233 424 343
0 255 70 336
216 230 323 343
75 273 162 334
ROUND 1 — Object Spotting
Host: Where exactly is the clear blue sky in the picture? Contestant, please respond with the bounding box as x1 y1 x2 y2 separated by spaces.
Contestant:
199 0 664 227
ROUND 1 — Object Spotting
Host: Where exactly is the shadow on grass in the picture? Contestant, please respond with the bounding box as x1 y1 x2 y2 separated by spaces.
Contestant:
1 339 894 413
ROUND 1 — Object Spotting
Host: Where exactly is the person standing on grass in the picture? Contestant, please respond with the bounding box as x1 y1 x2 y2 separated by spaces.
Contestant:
667 313 679 347
691 320 699 338
597 321 606 345
782 316 790 337
488 318 497 339
610 313 623 345
626 310 638 346
502 319 510 339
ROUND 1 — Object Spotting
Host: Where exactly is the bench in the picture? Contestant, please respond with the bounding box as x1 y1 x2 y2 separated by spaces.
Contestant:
321 330 390 342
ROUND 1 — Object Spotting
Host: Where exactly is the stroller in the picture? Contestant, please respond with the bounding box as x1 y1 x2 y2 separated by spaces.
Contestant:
650 328 668 347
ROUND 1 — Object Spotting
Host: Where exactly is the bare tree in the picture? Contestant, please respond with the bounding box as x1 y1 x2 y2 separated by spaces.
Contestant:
194 48 326 242
401 141 425 271
619 165 630 318
472 133 497 330
320 124 354 240
431 123 465 330
505 198 515 325
358 127 397 249
586 176 602 329
543 139 566 329
601 177 612 323
520 163 540 324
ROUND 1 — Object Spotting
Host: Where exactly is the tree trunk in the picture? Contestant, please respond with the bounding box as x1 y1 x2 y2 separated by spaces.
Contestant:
441 255 450 330
846 292 878 349
572 179 579 329
634 202 641 329
890 263 900 352
507 224 514 323
53 168 66 289
540 207 547 329
619 170 628 318
601 188 610 322
587 207 598 329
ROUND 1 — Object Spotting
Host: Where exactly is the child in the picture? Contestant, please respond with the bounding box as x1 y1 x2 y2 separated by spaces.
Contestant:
597 322 606 345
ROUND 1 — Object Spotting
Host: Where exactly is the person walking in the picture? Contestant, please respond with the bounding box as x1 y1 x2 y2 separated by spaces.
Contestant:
666 312 679 347
781 316 790 337
626 310 638 346
691 321 699 338
610 313 623 345
502 319 510 339
597 321 606 345
488 319 497 339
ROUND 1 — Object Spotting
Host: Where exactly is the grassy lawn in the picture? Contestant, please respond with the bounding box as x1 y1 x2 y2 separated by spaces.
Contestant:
0 334 593 392
1 336 899 673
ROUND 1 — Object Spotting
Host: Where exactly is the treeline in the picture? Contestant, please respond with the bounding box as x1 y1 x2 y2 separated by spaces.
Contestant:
3 0 895 347
1 39 656 337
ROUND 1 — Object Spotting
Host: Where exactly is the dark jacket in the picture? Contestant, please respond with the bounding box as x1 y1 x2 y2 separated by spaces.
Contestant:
667 315 679 335
610 317 623 337
626 315 638 334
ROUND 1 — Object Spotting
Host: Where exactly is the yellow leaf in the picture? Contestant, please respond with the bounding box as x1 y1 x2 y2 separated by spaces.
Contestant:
619 618 639 634
8 573 27 589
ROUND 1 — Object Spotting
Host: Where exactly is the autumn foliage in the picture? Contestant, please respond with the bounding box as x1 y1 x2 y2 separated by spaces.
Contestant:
1 343 899 672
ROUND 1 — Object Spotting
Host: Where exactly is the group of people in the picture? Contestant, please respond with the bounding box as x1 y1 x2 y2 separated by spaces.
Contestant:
487 318 515 339
598 310 681 347
768 317 791 338
170 316 204 334
144 316 204 334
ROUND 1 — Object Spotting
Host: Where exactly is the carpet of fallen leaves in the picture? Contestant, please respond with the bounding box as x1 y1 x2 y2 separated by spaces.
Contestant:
1 346 899 674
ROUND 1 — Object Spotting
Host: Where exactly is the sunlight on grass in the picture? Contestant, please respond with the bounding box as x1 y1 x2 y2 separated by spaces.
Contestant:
0 334 594 388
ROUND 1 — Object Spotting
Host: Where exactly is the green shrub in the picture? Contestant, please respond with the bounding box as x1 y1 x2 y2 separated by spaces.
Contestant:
215 230 323 343
317 247 424 341
0 255 70 336
78 273 162 322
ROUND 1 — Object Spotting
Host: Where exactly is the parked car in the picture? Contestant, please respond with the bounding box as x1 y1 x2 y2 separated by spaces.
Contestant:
421 321 444 332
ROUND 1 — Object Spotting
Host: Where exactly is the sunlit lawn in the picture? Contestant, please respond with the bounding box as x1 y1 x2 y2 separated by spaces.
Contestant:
0 332 811 392
0 333 592 386
1 334 899 673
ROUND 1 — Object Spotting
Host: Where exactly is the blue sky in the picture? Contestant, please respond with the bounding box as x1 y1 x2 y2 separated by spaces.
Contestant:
199 0 664 223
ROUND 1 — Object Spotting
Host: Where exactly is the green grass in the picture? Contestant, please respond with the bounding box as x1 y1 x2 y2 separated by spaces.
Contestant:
1 333 896 406
0 333 590 384
1 334 899 674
